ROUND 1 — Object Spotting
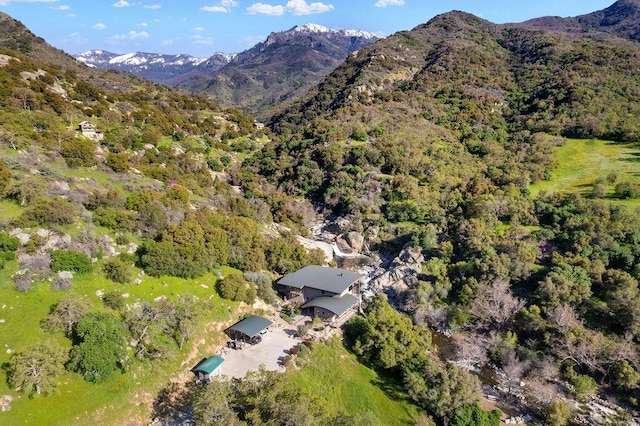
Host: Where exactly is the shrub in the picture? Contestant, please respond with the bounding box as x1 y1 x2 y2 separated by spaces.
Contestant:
105 152 129 173
103 256 132 284
0 159 10 193
218 271 256 304
61 139 97 168
51 274 72 291
50 250 93 274
614 181 640 199
570 372 597 401
102 290 125 311
13 271 33 292
296 323 310 337
22 198 76 226
0 233 19 267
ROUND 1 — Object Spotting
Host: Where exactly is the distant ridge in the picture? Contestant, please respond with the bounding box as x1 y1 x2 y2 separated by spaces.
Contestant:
524 0 640 41
74 50 233 84
175 23 379 116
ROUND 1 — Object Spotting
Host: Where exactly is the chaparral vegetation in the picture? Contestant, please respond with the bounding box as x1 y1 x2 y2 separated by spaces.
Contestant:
2 2 640 425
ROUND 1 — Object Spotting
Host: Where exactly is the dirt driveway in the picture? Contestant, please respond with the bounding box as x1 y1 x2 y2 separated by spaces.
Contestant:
220 324 298 378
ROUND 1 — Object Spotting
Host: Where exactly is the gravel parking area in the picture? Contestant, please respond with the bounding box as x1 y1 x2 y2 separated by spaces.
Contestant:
220 324 298 378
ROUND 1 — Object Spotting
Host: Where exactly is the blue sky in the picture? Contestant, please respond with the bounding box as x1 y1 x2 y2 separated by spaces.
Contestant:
0 0 616 56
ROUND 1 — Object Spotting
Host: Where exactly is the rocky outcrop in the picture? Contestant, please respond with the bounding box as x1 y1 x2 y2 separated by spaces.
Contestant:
363 243 424 300
335 231 365 254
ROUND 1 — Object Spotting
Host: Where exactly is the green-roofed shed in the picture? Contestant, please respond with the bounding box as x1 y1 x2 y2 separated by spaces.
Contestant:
191 355 224 382
225 315 273 344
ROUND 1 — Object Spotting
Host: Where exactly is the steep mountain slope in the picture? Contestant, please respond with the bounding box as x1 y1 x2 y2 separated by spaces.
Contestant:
75 49 233 85
259 7 640 222
0 12 178 95
177 24 378 116
272 8 640 144
524 0 640 40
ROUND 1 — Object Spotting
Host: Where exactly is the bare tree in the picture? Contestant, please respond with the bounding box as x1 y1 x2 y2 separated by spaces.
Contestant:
502 349 530 395
0 129 19 150
525 378 560 407
470 279 525 330
455 334 488 371
415 303 449 333
548 303 581 333
557 328 609 375
12 87 36 110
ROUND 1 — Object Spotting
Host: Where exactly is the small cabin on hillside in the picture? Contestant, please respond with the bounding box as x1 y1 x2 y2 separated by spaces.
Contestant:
277 265 363 324
77 120 103 140
191 355 224 383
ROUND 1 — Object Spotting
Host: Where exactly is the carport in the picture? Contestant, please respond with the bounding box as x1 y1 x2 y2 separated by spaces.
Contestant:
225 315 273 345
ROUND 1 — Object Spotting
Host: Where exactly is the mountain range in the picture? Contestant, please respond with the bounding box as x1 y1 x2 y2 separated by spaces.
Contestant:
74 50 234 85
75 24 378 116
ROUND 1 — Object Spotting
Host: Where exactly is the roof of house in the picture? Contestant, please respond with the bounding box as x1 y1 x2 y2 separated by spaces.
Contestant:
225 315 273 338
301 293 359 317
191 355 224 374
277 265 364 294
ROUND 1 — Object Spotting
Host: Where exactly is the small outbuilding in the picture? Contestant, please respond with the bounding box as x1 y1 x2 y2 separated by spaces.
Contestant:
191 355 224 383
77 120 104 140
225 315 273 345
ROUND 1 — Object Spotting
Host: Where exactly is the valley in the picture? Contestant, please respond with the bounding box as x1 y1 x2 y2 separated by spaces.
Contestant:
1 1 640 425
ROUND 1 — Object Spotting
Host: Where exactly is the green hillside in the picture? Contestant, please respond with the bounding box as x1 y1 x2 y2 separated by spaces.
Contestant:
2 2 640 425
531 138 640 205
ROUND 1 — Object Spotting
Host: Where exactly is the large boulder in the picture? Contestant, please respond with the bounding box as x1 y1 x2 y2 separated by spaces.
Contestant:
342 231 365 253
364 244 424 297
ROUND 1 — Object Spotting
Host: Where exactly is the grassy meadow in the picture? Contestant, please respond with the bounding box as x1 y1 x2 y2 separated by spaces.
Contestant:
0 256 236 425
530 138 640 205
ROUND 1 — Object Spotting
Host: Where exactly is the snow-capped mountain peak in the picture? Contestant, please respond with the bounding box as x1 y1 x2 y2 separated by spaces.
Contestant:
73 50 231 84
288 23 377 39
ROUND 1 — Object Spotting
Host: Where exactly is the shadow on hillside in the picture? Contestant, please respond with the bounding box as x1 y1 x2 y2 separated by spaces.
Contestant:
369 376 423 425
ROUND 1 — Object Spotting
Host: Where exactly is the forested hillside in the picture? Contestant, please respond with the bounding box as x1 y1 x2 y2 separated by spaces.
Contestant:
0 13 339 425
244 5 640 423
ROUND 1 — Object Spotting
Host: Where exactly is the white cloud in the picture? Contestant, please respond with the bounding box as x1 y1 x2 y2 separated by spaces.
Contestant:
113 0 132 7
193 26 205 32
107 30 150 44
138 22 148 27
201 5 227 13
161 39 173 46
191 34 215 46
143 3 161 9
63 32 88 45
374 0 404 7
286 0 333 15
201 0 238 13
66 13 75 17
247 3 284 16
49 4 70 10
92 23 106 30
0 0 57 5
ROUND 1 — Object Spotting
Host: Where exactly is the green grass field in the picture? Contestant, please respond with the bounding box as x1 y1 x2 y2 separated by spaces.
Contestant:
530 138 640 205
0 258 234 425
289 338 426 424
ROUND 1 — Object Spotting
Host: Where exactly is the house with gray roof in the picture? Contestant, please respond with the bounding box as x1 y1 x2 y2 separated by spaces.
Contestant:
277 265 363 324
